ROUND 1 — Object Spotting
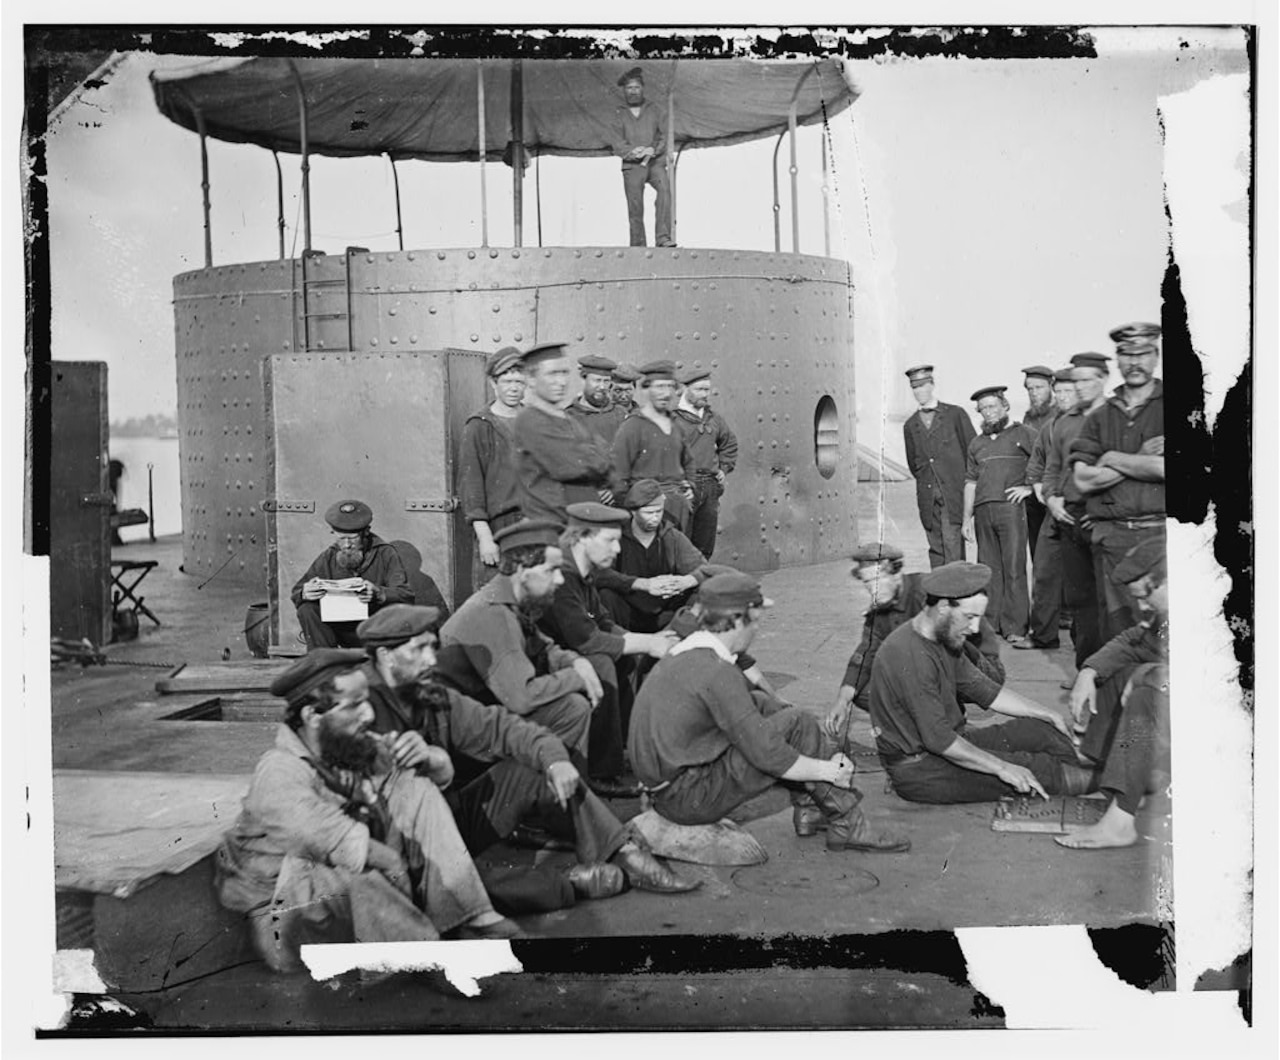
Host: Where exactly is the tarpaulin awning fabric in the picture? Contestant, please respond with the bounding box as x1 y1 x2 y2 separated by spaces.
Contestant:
151 57 856 162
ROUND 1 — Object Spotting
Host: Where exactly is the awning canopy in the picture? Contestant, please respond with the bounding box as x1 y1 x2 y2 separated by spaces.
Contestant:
151 57 856 162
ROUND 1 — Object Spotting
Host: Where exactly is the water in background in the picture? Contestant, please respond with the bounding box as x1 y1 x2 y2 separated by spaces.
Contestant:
109 436 182 543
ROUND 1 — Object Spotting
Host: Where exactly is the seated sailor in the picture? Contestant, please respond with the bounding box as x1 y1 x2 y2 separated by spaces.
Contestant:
1058 539 1170 850
291 499 412 651
629 571 910 853
867 561 1096 804
214 649 516 972
356 604 700 900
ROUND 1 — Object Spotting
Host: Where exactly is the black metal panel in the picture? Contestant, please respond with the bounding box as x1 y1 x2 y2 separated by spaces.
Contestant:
49 361 110 644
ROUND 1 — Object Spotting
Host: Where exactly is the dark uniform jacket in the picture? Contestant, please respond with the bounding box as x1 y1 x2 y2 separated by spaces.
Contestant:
867 623 1002 760
1068 381 1165 524
594 523 710 617
457 406 521 525
513 404 613 523
289 534 413 611
1023 408 1058 488
965 421 1037 507
613 100 666 165
539 559 629 659
1083 617 1168 682
611 412 694 496
565 397 626 447
671 405 738 479
1043 405 1092 505
361 663 570 787
842 572 1005 703
903 403 976 528
434 574 586 714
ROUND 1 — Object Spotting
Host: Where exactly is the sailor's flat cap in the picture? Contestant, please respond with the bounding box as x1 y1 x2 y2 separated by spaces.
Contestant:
638 359 678 383
698 571 773 610
850 542 904 566
677 365 711 385
1112 538 1167 585
969 386 1008 403
325 499 373 533
622 479 665 509
357 604 441 649
487 346 525 378
493 518 565 553
904 365 934 383
269 648 367 706
1021 365 1055 381
920 561 993 599
565 502 630 529
611 363 642 383
577 354 618 375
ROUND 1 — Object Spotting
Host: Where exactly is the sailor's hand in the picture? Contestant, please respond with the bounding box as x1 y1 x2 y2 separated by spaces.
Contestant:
1140 435 1165 456
715 469 727 485
421 746 455 789
1043 709 1074 741
388 730 431 770
1046 496 1075 525
366 839 412 896
647 632 679 659
998 763 1048 799
824 687 856 740
1070 670 1098 729
478 539 501 566
302 578 325 601
356 580 378 604
545 761 581 809
829 753 856 790
571 657 604 706
1005 485 1033 504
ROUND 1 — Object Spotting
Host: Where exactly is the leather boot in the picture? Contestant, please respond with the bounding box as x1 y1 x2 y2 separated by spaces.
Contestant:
809 782 911 853
1059 762 1101 795
612 844 702 893
792 793 827 836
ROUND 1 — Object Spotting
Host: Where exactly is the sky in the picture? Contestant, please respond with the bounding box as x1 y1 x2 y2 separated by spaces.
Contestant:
42 29 1250 463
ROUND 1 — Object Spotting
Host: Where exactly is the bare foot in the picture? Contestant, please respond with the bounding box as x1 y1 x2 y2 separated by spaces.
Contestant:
1054 801 1139 850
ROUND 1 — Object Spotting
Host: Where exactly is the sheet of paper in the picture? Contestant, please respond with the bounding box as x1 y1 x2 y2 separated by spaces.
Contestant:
319 591 368 623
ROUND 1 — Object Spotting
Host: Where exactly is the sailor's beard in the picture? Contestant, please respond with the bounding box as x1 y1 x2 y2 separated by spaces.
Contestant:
319 725 380 773
335 547 365 572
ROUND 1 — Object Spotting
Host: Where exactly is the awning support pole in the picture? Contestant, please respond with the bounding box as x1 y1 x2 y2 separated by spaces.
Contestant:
511 58 524 248
388 154 404 251
192 104 212 268
788 102 799 254
272 150 285 260
666 70 677 244
287 61 311 254
821 127 830 259
787 64 819 256
535 153 543 247
771 130 785 253
477 60 488 248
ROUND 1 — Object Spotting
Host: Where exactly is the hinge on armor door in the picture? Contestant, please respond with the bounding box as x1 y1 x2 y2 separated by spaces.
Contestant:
262 499 315 514
404 498 458 513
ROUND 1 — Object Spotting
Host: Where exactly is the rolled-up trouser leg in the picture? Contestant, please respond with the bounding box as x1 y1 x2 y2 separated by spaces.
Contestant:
382 770 494 935
1100 663 1171 815
654 707 828 825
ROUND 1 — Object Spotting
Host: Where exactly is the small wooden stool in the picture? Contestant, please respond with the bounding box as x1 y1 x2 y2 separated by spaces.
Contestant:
110 559 160 627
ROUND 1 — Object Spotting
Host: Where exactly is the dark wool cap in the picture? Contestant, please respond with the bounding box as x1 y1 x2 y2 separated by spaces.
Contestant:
493 518 565 554
1053 368 1077 384
269 648 367 706
904 365 934 382
611 363 642 383
622 479 665 509
920 561 993 599
565 502 630 529
1070 352 1111 372
577 354 618 375
698 571 773 610
677 365 711 385
1112 538 1167 585
357 604 442 649
617 66 645 87
519 341 570 368
1021 365 1055 381
969 386 1008 403
850 542 904 566
325 499 373 533
638 359 678 384
487 347 525 378
1109 322 1162 345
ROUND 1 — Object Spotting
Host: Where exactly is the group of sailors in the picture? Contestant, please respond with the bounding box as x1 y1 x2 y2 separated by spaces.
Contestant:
212 325 1170 970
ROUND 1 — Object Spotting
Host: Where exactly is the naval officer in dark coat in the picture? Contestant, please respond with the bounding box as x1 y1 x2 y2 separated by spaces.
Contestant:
902 365 976 568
